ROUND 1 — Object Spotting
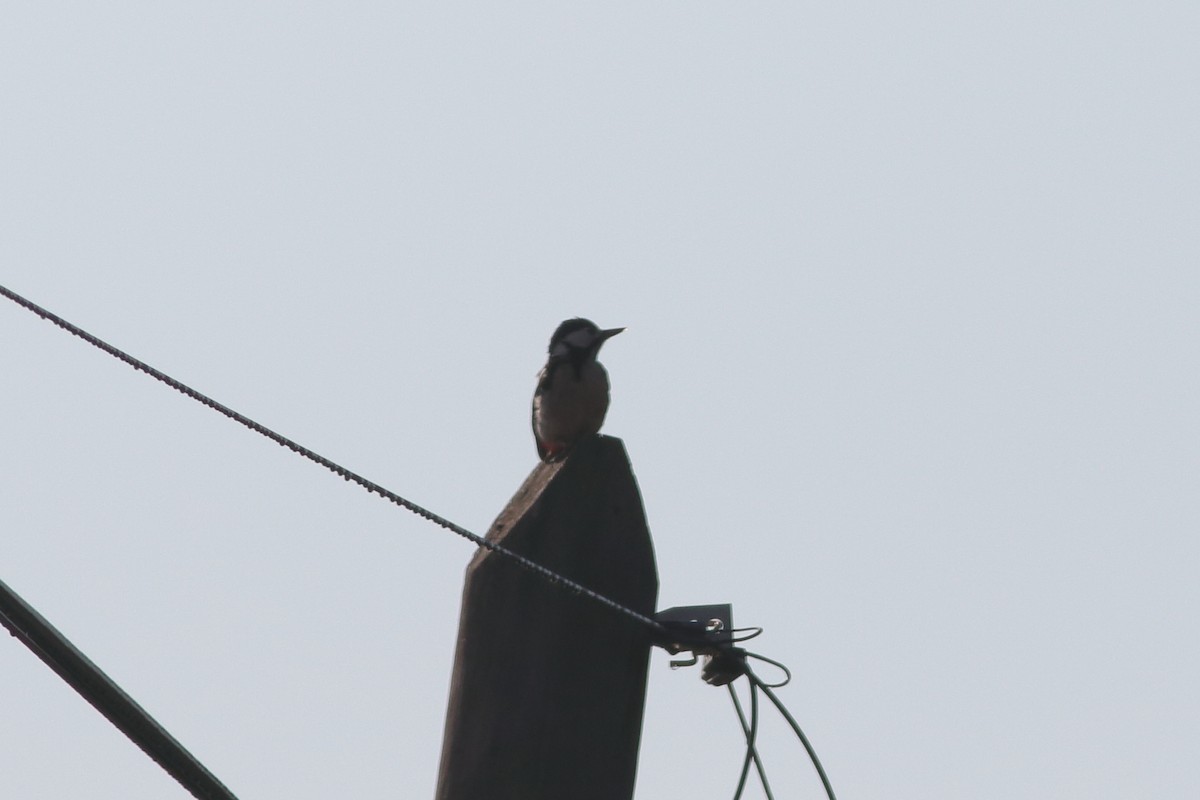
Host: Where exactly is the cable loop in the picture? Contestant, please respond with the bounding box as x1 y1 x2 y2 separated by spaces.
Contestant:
727 626 764 643
743 650 792 688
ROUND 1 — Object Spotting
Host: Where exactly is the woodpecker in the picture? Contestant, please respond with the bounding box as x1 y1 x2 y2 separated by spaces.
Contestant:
532 318 625 462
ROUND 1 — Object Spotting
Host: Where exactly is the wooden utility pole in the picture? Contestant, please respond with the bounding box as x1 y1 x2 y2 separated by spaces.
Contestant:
435 435 658 800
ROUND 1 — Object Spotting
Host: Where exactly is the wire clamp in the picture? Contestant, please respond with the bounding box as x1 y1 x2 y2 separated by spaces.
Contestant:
653 604 748 686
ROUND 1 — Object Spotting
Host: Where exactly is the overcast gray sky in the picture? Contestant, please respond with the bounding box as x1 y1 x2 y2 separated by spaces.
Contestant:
3 3 1198 798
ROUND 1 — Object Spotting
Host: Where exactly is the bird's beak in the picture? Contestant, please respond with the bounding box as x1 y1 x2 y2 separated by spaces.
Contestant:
600 327 625 341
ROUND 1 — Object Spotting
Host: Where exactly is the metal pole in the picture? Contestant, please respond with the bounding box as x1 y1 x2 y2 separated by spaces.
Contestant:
0 577 238 800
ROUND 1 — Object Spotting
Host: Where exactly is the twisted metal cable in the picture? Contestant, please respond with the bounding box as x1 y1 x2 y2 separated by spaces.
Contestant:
1 283 666 636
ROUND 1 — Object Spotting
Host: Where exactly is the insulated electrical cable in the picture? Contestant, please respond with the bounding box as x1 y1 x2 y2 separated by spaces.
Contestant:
746 663 838 800
728 680 774 800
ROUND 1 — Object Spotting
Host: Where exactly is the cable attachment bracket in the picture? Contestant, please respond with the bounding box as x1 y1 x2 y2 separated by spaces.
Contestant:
652 603 748 686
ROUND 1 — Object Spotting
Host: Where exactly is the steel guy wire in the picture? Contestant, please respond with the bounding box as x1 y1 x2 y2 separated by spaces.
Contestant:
0 283 666 637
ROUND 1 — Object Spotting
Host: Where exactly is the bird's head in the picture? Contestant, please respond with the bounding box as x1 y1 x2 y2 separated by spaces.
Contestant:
547 318 624 361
